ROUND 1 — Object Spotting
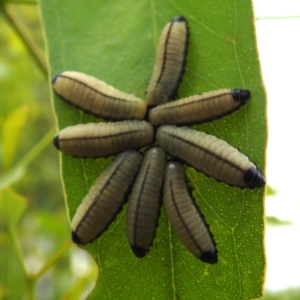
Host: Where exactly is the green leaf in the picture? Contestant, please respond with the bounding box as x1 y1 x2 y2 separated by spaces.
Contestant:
0 127 56 190
266 216 293 226
0 188 27 228
0 166 25 191
261 287 300 300
1 105 29 169
266 185 277 196
40 1 267 299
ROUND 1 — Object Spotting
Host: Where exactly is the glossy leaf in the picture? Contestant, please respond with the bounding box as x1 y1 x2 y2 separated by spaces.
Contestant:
40 1 267 299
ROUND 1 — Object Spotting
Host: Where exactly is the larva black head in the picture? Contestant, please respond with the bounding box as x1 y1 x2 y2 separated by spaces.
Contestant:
53 134 60 150
72 231 84 245
171 16 186 23
231 89 251 104
244 168 266 188
131 245 147 258
200 250 218 264
52 73 62 84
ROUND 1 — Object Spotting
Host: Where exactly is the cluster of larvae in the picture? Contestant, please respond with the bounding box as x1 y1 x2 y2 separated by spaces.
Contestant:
52 16 265 264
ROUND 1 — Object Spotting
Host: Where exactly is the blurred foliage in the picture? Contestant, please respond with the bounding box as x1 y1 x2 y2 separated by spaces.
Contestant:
266 216 293 227
261 288 300 300
266 185 277 197
0 2 97 300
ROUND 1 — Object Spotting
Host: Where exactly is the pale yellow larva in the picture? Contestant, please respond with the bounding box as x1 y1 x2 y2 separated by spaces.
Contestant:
71 150 143 245
126 147 166 257
53 120 154 158
163 161 217 263
52 71 147 120
149 89 250 126
147 16 189 106
156 125 265 188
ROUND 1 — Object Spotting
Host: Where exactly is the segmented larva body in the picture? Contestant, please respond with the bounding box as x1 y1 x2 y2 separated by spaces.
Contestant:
149 89 250 126
52 71 147 120
156 125 265 188
163 161 217 263
126 147 166 257
71 150 143 245
147 16 189 106
53 120 154 158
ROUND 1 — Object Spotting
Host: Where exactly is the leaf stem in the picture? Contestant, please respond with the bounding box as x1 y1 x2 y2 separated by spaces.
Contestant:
15 126 56 169
0 2 47 75
33 240 72 279
0 126 56 190
8 223 38 299
8 224 28 279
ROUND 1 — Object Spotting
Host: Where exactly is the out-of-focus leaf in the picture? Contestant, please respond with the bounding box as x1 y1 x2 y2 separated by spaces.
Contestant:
0 188 27 227
0 166 25 191
31 210 70 238
1 105 29 169
266 216 293 226
261 288 300 300
266 185 277 197
0 283 8 299
61 275 95 300
0 126 56 190
40 1 267 299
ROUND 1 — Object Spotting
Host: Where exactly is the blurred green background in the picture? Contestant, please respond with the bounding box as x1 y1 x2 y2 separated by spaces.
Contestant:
0 1 299 300
0 2 97 299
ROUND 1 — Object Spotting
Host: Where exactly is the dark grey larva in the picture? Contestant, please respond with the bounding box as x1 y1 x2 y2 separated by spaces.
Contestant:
71 150 143 245
52 71 147 121
156 125 265 188
126 147 166 257
53 120 154 158
147 16 189 106
149 89 250 126
163 161 217 263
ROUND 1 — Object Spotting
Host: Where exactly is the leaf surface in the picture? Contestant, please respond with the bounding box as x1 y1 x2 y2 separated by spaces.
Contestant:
40 1 267 299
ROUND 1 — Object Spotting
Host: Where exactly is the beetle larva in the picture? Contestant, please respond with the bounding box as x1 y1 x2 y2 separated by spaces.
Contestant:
147 16 189 106
126 147 166 257
149 89 250 126
53 120 154 158
52 71 147 120
71 150 143 245
156 125 265 188
163 161 217 263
